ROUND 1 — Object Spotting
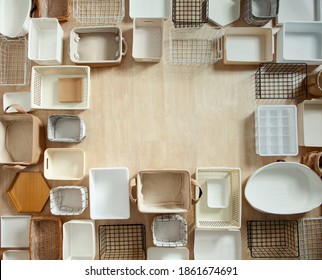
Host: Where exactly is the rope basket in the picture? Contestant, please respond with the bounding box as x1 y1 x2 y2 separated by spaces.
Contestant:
307 70 322 96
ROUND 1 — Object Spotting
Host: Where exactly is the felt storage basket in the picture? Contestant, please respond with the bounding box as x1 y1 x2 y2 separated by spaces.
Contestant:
37 0 71 22
130 169 202 213
0 104 43 169
30 216 62 260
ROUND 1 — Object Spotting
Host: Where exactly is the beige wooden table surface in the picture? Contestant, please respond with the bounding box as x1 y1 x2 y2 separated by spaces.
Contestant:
0 0 321 260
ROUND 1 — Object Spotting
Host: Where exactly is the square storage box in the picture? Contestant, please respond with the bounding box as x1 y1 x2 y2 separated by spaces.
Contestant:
224 27 273 65
3 92 32 113
130 0 171 19
89 168 130 220
147 247 189 260
44 148 86 180
277 21 322 65
133 19 163 62
63 220 95 260
298 99 322 147
255 105 298 156
28 18 63 65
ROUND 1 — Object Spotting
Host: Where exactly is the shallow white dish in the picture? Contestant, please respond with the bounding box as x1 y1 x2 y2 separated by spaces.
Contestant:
3 92 32 113
147 247 189 260
130 0 171 19
208 0 240 27
2 250 30 260
245 162 322 214
194 229 241 260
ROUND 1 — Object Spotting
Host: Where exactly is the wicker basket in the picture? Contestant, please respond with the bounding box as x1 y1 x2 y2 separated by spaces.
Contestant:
37 0 71 22
30 216 62 260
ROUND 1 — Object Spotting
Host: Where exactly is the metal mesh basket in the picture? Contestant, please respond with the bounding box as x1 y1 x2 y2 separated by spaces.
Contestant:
73 0 125 25
244 0 279 26
255 63 308 99
172 0 209 28
247 220 299 258
0 36 31 86
298 217 322 260
37 0 71 21
99 224 146 260
50 186 88 215
169 26 223 65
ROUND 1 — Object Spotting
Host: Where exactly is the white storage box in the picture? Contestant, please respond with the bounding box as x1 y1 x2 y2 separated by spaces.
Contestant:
44 148 86 180
255 105 298 156
224 27 273 65
3 92 32 113
208 0 240 27
63 220 95 260
133 19 163 62
298 99 322 146
70 26 127 67
28 18 63 65
130 0 171 19
147 247 189 260
31 66 90 110
2 250 30 260
89 167 130 220
1 216 31 248
277 22 322 65
195 167 241 229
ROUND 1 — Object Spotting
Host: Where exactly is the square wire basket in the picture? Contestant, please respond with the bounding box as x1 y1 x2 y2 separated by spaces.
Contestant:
73 0 125 25
0 36 31 86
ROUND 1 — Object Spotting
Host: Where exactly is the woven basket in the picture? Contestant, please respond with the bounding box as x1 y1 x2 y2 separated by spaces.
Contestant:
37 0 71 22
30 216 62 260
307 70 322 96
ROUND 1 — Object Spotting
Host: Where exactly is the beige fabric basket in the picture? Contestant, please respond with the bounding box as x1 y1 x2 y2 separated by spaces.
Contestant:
307 69 322 96
130 169 202 213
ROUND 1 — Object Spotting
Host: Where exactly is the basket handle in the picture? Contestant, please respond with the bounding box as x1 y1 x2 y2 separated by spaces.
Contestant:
191 178 203 204
129 178 137 204
121 37 128 56
5 104 27 114
2 164 26 170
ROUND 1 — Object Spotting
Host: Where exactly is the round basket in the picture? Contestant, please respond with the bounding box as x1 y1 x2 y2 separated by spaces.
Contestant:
307 70 322 96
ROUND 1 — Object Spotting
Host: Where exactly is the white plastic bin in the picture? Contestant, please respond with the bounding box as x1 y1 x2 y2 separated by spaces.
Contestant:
147 247 189 260
277 21 322 65
133 19 163 62
63 220 95 260
2 250 30 260
224 27 273 65
255 105 298 156
28 18 63 65
298 99 322 147
3 92 32 113
208 0 240 27
130 0 171 19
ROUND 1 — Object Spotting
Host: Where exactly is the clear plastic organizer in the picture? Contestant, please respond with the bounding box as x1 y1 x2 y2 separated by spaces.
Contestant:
255 105 298 156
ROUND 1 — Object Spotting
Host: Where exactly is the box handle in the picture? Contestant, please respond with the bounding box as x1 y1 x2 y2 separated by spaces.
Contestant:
121 37 128 56
4 104 27 114
129 177 137 204
191 179 203 204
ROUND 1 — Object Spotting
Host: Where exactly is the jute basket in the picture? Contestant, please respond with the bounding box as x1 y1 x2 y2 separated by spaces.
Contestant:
37 0 71 22
307 69 322 96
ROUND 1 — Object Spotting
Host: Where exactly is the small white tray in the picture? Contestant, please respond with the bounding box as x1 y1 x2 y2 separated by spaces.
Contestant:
147 247 189 260
130 0 171 19
3 92 32 112
208 0 240 27
2 250 30 260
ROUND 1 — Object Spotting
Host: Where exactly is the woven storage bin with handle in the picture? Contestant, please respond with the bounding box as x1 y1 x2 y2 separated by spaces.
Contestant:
37 0 71 22
30 216 62 260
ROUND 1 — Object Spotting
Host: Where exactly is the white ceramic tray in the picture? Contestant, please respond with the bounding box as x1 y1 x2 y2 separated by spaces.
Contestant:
147 247 189 260
3 92 32 112
208 0 240 27
130 0 171 19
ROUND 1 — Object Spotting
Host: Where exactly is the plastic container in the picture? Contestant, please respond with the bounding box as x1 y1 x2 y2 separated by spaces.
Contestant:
63 220 95 260
195 167 241 229
37 0 71 22
0 216 31 248
50 186 88 215
47 114 86 143
244 0 279 26
89 168 130 220
70 26 127 67
224 27 273 65
44 148 86 180
298 99 322 147
245 162 322 214
255 105 298 156
277 21 322 65
130 0 171 19
152 215 188 247
2 250 30 260
28 18 63 65
147 247 189 260
3 92 32 112
133 19 163 62
31 66 90 110
208 0 240 27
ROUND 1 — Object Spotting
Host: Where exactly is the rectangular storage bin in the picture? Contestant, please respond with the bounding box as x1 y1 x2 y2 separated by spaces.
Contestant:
195 167 241 229
224 27 273 65
277 21 322 65
44 148 86 180
255 105 298 156
298 99 322 147
133 19 163 62
3 92 32 113
89 167 130 220
2 250 30 260
63 220 95 260
28 18 63 65
130 0 171 19
31 66 90 110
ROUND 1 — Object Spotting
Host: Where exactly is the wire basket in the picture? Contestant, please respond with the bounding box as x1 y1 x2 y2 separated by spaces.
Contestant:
73 0 125 25
37 0 71 22
244 0 279 26
247 220 299 258
298 217 322 260
172 0 209 28
30 216 62 260
99 224 146 260
50 186 88 215
0 36 31 86
255 63 308 99
169 26 223 65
